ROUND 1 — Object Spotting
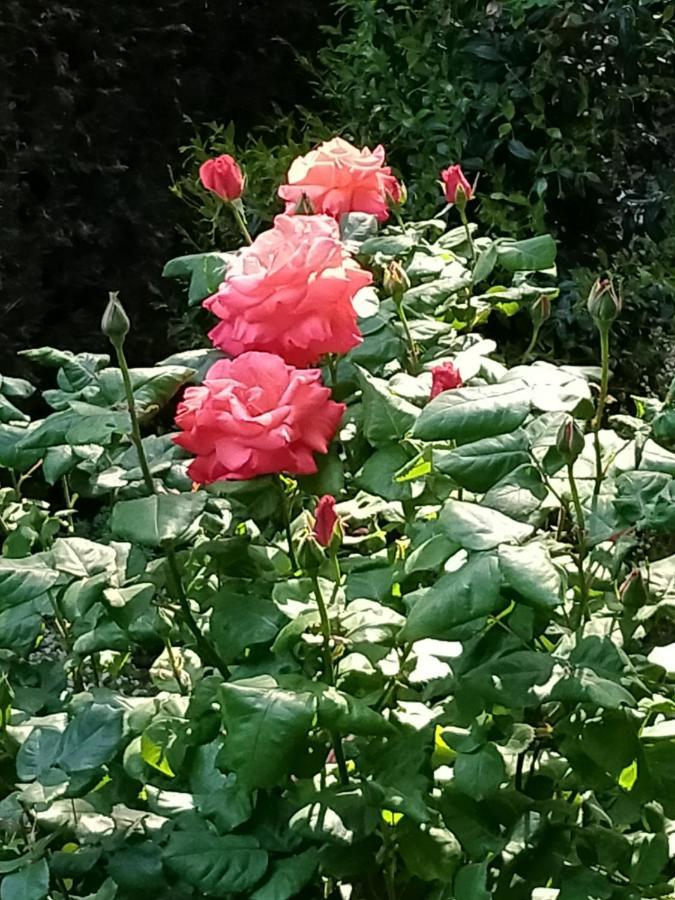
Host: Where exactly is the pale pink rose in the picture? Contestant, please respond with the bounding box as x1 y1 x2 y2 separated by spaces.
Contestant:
173 352 345 482
204 214 372 367
278 137 401 222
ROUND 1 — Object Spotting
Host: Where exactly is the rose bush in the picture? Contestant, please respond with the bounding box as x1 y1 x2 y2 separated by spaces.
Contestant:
2 140 675 900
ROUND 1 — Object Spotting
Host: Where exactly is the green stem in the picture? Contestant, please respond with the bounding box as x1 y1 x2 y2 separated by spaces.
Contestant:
229 203 253 245
311 573 349 786
567 463 590 631
112 341 154 494
592 326 610 500
459 207 476 263
394 297 420 374
164 637 188 696
522 323 542 362
165 549 229 679
277 478 299 571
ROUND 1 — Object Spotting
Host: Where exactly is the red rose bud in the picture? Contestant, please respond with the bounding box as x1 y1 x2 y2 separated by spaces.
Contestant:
587 277 621 326
441 164 473 205
199 154 244 202
555 416 585 465
430 361 463 399
313 495 340 547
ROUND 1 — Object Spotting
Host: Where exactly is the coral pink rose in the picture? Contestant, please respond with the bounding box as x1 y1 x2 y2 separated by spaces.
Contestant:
313 495 339 547
199 155 244 201
173 352 345 482
430 361 463 398
278 137 401 222
204 214 372 367
441 165 473 204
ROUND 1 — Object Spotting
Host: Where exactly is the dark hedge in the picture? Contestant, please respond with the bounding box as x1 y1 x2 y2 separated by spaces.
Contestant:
0 0 330 371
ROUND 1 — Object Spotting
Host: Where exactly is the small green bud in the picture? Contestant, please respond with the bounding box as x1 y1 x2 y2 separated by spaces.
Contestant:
587 277 621 327
531 294 552 328
297 531 325 574
101 292 130 346
556 416 585 465
383 260 411 300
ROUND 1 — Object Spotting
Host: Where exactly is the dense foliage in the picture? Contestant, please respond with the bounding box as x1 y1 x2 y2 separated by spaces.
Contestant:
2 146 675 899
0 0 330 366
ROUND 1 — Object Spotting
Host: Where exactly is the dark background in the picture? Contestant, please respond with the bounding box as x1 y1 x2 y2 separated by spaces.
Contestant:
0 0 330 371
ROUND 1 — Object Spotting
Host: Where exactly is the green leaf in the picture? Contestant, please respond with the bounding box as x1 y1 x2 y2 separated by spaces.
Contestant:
401 555 501 642
397 822 461 881
472 242 499 284
94 367 195 419
358 444 414 500
57 703 124 773
0 860 49 900
250 849 318 900
108 843 165 894
439 500 533 550
110 492 206 547
498 542 562 608
413 381 530 443
0 425 42 471
16 728 62 781
454 743 506 800
359 233 417 257
211 592 283 663
163 831 268 895
434 430 529 492
190 741 253 833
163 252 232 305
219 678 316 789
0 556 58 610
357 367 418 446
317 687 392 737
497 235 556 271
0 603 43 654
453 861 491 900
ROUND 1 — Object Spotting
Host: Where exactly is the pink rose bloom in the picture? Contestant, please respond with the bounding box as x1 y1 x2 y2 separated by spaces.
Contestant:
173 352 345 483
441 165 473 204
199 155 244 201
278 137 401 222
430 362 463 398
204 214 372 367
313 495 339 547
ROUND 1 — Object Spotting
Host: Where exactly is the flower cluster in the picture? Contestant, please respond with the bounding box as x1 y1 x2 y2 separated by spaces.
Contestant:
178 138 470 483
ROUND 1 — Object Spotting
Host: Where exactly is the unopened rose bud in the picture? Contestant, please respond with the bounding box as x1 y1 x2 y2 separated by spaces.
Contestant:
587 277 621 327
199 154 244 202
556 416 585 465
383 260 411 300
101 292 130 346
531 294 552 328
440 164 474 206
312 495 341 548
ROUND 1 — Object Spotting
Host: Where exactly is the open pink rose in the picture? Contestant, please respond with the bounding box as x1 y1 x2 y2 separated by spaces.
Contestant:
430 361 463 398
173 352 345 482
441 165 473 204
199 155 244 201
278 137 401 222
205 214 372 367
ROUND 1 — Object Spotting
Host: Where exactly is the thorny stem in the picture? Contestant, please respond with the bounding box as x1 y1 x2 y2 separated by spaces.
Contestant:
165 550 229 679
394 297 420 374
592 326 611 501
229 203 253 245
112 341 154 494
113 338 228 679
277 477 299 571
459 206 476 263
566 462 590 631
311 573 349 786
